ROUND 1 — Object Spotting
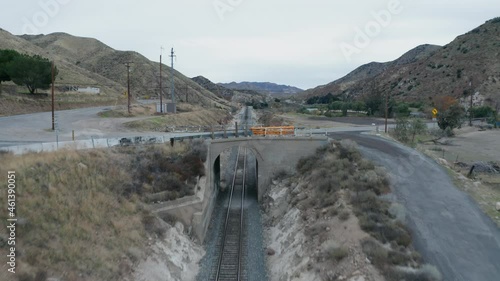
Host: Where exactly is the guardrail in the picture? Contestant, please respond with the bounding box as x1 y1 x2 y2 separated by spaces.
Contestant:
0 127 338 155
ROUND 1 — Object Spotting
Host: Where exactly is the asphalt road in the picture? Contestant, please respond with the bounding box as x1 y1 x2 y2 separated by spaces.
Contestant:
330 132 500 281
0 106 161 147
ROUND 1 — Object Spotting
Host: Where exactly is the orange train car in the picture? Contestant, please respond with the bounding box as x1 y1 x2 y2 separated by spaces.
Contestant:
250 126 295 136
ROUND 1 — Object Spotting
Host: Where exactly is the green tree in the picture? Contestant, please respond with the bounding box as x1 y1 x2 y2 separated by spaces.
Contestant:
437 104 465 132
393 117 427 144
329 101 344 111
364 91 387 116
395 102 411 117
0 49 21 94
341 102 350 117
352 101 366 112
469 106 494 118
394 117 410 143
410 118 427 143
5 54 57 94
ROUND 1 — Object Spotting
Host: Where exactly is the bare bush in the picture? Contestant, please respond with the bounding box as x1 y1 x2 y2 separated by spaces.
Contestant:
361 238 388 267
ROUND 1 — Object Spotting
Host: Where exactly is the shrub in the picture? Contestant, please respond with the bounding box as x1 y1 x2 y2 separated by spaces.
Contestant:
437 104 465 132
18 273 34 281
469 106 494 118
386 265 442 281
297 154 320 174
389 203 406 222
361 238 388 267
189 139 208 162
322 240 348 262
339 210 350 221
34 271 47 281
388 250 411 265
330 246 348 261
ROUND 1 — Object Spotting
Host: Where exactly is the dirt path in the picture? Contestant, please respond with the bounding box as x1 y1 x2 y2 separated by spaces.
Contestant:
330 132 500 281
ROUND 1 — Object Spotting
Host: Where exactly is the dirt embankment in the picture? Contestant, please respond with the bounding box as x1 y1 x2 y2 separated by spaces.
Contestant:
262 141 442 281
0 142 207 281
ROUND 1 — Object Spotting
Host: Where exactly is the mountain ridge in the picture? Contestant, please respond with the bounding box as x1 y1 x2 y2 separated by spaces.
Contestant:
0 29 231 110
218 81 303 96
301 18 500 108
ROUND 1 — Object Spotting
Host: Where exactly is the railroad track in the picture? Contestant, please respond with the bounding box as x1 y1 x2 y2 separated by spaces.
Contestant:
212 146 247 281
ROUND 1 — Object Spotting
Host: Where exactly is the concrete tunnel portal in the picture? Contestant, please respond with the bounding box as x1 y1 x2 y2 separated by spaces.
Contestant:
213 145 260 200
208 137 329 202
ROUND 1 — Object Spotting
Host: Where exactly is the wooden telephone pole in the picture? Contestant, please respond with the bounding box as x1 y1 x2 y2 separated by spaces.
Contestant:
51 61 55 131
125 62 133 114
159 54 163 113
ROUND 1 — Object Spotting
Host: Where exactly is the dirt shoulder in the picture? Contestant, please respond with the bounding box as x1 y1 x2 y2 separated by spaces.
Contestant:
332 132 500 281
417 127 500 227
0 92 123 117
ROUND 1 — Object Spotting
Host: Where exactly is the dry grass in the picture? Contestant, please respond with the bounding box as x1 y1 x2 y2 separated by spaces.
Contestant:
0 91 123 117
0 141 206 281
124 108 230 131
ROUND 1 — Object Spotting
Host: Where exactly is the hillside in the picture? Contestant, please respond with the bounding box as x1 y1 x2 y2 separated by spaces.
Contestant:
303 18 500 107
19 32 231 109
0 28 231 116
219 81 303 96
0 29 125 96
192 75 266 103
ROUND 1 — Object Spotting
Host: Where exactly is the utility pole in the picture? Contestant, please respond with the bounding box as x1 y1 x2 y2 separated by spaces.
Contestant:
51 61 55 131
125 62 133 114
170 48 176 113
385 91 389 133
469 80 473 126
159 53 163 113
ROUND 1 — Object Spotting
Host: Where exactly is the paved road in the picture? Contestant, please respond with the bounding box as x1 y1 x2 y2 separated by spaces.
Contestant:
0 106 161 147
330 132 500 281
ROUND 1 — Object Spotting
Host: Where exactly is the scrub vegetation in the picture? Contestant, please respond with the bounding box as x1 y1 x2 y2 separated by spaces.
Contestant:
0 141 207 281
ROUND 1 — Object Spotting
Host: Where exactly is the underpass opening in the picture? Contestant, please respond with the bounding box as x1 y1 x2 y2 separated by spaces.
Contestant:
212 145 259 200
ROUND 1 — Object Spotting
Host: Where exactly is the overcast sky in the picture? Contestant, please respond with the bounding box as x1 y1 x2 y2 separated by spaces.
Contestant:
1 0 499 89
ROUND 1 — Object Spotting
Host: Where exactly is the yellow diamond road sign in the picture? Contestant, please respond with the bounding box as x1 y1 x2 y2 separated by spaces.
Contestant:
432 108 438 115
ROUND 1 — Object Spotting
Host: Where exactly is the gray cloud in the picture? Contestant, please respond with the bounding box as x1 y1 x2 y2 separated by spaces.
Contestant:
1 0 498 89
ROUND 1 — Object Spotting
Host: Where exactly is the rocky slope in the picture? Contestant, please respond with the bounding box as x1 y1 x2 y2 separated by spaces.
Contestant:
263 176 384 281
302 18 500 107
